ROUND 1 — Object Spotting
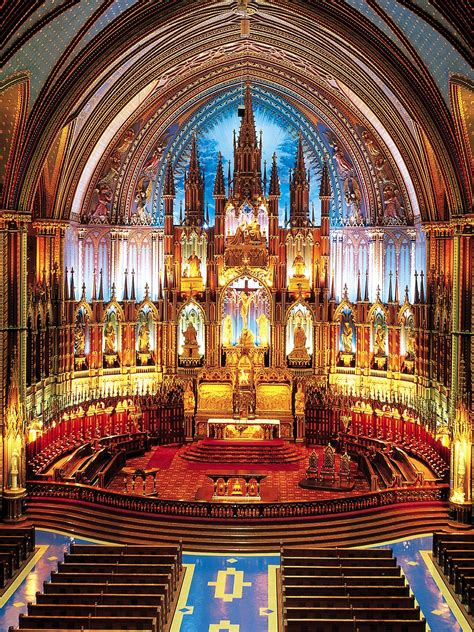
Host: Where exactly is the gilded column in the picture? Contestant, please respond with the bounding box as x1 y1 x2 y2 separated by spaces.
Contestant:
0 210 30 521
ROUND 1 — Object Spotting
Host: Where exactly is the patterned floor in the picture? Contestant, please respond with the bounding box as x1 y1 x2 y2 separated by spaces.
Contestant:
0 530 470 632
107 444 370 501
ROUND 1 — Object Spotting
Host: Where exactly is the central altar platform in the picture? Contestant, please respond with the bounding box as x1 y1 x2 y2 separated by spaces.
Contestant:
207 418 280 440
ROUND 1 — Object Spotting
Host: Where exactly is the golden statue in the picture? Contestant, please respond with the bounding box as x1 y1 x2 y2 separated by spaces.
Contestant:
183 383 195 413
104 321 116 354
288 317 310 362
256 313 268 346
138 321 150 353
295 383 305 416
247 216 263 242
223 314 233 346
74 325 85 356
238 291 255 330
342 321 353 354
292 253 306 277
238 367 250 385
182 320 198 346
406 327 415 359
294 321 307 349
186 251 202 278
239 327 255 347
374 323 386 356
237 354 252 385
180 318 201 360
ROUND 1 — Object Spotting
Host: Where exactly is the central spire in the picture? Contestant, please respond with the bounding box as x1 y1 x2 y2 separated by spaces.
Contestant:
232 83 262 205
184 132 205 226
237 83 258 148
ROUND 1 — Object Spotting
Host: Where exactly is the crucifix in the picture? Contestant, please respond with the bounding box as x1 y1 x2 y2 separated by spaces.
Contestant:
233 279 258 331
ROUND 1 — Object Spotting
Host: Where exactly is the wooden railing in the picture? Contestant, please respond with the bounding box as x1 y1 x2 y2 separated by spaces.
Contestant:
26 480 449 521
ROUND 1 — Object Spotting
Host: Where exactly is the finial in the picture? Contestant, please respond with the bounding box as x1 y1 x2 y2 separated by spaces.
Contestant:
70 268 75 301
81 282 86 300
144 282 149 299
98 268 104 301
130 269 136 302
64 267 69 301
343 284 348 301
123 269 129 301
92 268 97 301
111 282 116 300
364 270 369 301
356 271 361 302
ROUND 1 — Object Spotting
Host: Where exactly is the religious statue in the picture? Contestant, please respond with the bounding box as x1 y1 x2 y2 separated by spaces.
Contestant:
238 291 255 331
295 383 305 416
344 176 361 220
288 317 310 363
256 313 268 346
104 321 116 354
406 326 415 359
180 318 201 361
182 320 198 346
91 183 112 222
138 321 150 354
374 323 386 356
10 451 19 491
361 130 380 156
342 321 353 354
383 183 404 223
74 324 85 356
246 217 263 242
186 252 202 278
292 253 306 277
222 315 233 347
183 382 195 414
238 367 250 385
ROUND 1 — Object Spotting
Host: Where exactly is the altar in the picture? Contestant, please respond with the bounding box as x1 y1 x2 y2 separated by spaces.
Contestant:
207 418 280 440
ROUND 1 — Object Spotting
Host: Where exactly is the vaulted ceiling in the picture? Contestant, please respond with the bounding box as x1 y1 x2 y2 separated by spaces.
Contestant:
1 1 472 222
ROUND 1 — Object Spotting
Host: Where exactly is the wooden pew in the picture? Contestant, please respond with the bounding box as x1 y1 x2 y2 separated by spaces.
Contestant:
282 547 393 558
284 606 421 621
37 589 169 620
57 562 178 590
17 614 156 630
433 532 474 557
283 595 415 609
43 581 171 597
50 572 173 586
282 573 407 587
0 527 35 552
282 545 425 632
26 603 162 632
0 542 22 567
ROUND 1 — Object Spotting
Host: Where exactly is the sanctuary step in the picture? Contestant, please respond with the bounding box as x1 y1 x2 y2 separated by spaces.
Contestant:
180 438 304 464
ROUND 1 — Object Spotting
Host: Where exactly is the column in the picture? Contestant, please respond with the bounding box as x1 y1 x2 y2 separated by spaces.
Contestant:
0 210 30 521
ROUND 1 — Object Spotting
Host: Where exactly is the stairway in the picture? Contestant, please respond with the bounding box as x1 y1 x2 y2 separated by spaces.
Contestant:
180 438 304 464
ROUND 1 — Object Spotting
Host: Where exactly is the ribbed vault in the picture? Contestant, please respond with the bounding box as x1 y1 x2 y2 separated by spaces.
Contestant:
0 0 470 218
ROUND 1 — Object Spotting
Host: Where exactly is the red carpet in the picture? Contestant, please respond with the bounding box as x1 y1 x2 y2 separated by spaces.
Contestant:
146 446 180 469
107 445 370 502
